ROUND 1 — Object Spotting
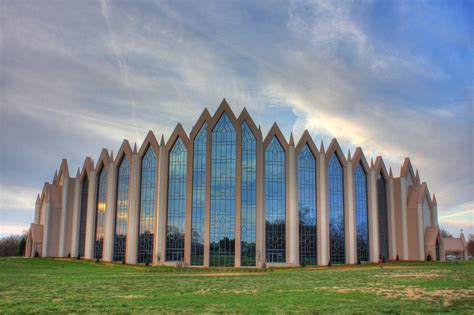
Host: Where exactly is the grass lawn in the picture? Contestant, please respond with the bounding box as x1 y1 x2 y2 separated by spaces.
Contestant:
0 258 473 313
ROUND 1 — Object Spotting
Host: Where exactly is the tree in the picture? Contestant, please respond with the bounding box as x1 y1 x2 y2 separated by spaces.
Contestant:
439 227 452 238
0 233 27 256
468 234 474 256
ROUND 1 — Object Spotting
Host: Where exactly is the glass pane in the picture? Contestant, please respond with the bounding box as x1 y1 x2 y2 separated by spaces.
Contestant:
265 136 286 263
166 138 187 262
210 113 236 267
138 147 157 264
298 145 317 266
354 163 369 262
378 173 389 260
328 154 344 264
78 175 88 258
113 157 130 262
94 167 107 259
191 123 207 266
241 122 256 266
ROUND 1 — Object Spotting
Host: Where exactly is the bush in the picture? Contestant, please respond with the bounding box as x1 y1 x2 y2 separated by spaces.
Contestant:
427 254 432 261
34 251 39 257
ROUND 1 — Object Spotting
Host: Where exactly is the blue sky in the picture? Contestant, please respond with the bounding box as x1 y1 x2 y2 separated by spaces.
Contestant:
0 0 472 237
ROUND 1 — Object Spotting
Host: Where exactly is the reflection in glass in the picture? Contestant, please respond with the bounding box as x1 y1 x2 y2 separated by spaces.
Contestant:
138 147 157 264
78 175 88 258
210 113 236 267
328 154 345 264
377 172 389 260
94 167 107 259
241 122 256 266
166 138 187 262
265 137 286 263
298 145 317 266
191 123 207 266
354 163 369 262
113 157 130 262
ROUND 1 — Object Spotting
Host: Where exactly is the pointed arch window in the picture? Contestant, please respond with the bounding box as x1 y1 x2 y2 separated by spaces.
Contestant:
241 122 256 266
166 138 187 262
377 172 389 260
137 146 157 264
191 123 207 266
328 154 344 264
265 136 286 263
298 144 317 266
354 163 369 262
78 174 88 258
113 157 130 262
210 113 236 267
94 167 107 259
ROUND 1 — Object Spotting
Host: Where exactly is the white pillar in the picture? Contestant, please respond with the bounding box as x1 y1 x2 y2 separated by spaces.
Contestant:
155 145 167 265
417 202 424 260
85 170 96 260
59 177 69 257
127 152 139 263
388 177 397 260
70 176 81 258
345 161 356 264
369 169 379 262
318 152 328 266
288 143 298 266
400 178 409 260
104 162 117 261
42 202 51 257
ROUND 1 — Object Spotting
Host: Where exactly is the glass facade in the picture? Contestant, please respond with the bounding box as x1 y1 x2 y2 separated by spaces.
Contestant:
377 173 389 260
137 147 157 264
298 145 317 266
166 138 187 262
328 154 345 264
191 123 207 266
354 163 369 262
241 122 257 266
210 113 236 267
265 137 286 263
94 167 107 259
78 175 88 258
113 157 130 262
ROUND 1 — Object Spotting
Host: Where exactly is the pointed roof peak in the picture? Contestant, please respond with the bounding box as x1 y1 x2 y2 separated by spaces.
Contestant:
347 148 352 160
289 132 295 146
76 167 80 177
160 134 165 146
389 166 393 177
110 150 114 161
370 157 374 168
416 169 420 182
432 193 437 205
133 142 138 154
319 140 325 154
36 193 40 203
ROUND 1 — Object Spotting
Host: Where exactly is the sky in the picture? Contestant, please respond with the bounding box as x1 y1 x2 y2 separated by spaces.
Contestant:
0 0 472 238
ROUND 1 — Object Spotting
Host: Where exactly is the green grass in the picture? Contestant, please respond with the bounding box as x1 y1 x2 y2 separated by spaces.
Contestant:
0 258 473 313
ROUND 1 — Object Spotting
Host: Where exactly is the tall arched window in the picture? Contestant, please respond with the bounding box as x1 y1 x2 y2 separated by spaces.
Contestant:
241 122 256 266
78 174 88 258
265 136 286 263
94 167 107 259
328 154 344 264
354 163 369 262
113 157 130 262
166 138 187 262
191 123 207 266
298 144 317 266
137 146 157 264
377 172 389 260
210 113 236 267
